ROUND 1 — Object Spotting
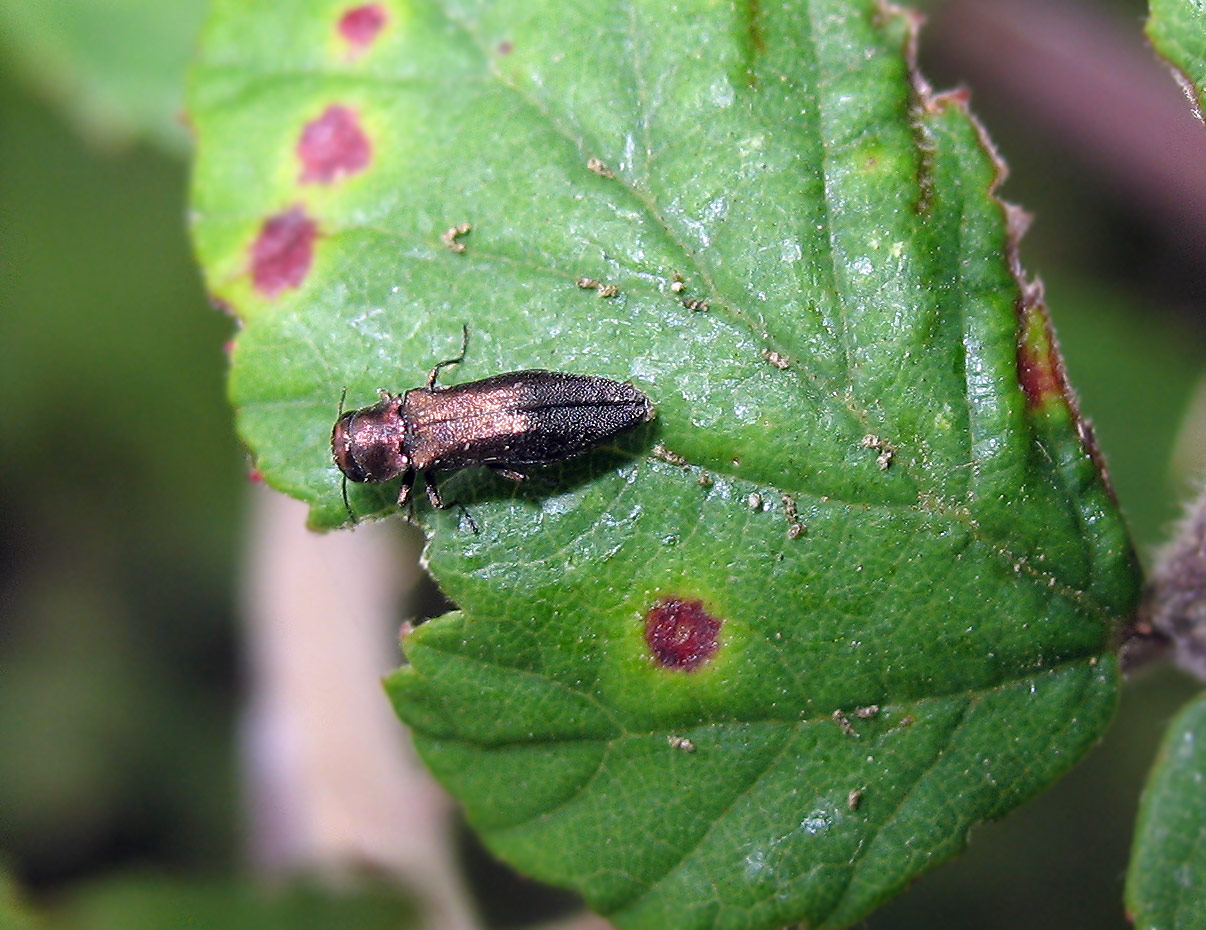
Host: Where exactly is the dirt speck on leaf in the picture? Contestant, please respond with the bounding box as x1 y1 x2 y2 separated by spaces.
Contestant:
441 223 471 253
861 433 895 469
762 348 790 370
587 157 615 178
782 494 805 538
652 444 688 466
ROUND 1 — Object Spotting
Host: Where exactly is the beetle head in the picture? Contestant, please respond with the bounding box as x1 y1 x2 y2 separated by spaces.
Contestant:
331 395 410 483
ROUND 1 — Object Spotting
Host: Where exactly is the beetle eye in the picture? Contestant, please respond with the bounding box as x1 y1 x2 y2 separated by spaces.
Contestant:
332 412 369 482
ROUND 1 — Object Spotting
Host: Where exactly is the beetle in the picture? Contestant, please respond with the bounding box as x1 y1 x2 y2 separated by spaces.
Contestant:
331 327 655 527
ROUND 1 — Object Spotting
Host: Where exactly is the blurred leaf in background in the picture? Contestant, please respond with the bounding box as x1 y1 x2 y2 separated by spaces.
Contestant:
0 867 43 930
0 14 244 895
1127 692 1206 929
0 0 210 152
46 874 414 930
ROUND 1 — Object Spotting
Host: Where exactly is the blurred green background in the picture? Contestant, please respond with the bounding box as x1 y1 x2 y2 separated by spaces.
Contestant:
0 0 1202 927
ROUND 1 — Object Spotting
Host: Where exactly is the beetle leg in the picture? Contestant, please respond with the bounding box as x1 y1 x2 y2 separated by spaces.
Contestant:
455 503 479 534
489 465 527 483
425 474 479 534
424 474 444 509
397 469 415 506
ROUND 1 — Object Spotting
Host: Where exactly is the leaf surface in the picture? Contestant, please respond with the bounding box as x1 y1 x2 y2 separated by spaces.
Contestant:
1127 693 1206 930
189 2 1138 927
1148 0 1206 119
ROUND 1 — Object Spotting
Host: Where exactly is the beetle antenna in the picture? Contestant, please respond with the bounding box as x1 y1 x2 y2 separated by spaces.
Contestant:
426 324 471 389
336 386 358 525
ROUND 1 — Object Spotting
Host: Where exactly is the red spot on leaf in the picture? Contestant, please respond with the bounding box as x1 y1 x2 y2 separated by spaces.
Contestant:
1016 290 1117 496
247 468 264 484
250 206 316 297
645 597 722 671
339 4 385 53
298 105 371 184
1016 299 1070 410
498 40 514 55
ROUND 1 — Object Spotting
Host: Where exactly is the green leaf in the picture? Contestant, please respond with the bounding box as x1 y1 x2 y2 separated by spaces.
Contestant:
1127 693 1206 930
0 0 209 152
48 874 414 930
1148 0 1206 118
189 1 1138 928
0 869 43 930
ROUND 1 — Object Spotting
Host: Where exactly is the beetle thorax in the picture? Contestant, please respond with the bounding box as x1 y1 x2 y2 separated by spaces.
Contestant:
331 395 410 482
